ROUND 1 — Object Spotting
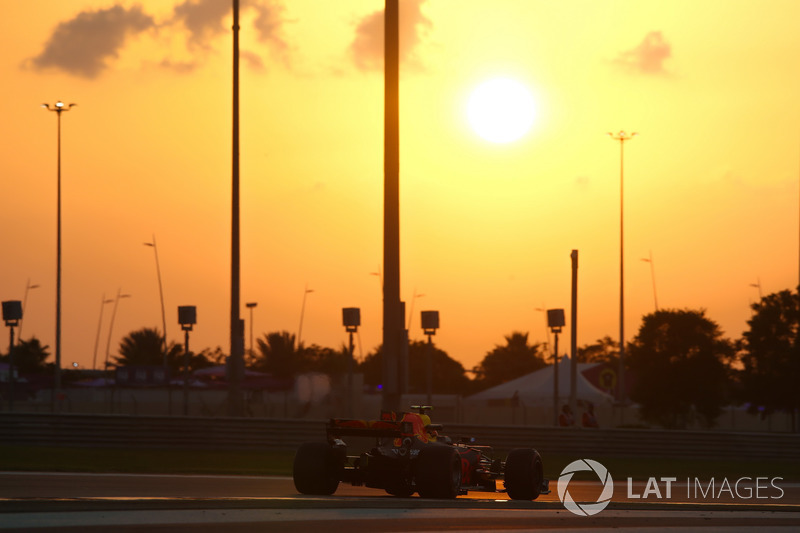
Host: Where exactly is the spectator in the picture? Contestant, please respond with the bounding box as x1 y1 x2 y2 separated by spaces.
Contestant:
582 402 599 428
558 405 575 427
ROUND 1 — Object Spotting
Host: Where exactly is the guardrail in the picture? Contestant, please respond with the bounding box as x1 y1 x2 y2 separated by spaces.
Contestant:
1 413 798 460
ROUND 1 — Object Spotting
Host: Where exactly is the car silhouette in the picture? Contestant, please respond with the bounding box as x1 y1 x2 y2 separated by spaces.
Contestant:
293 405 549 499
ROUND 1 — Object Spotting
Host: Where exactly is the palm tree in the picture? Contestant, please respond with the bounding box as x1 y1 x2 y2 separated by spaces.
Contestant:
472 332 547 390
2 337 51 374
252 331 305 378
113 327 182 374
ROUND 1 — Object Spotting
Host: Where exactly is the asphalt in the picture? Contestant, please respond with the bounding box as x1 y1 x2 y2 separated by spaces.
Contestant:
1 472 799 531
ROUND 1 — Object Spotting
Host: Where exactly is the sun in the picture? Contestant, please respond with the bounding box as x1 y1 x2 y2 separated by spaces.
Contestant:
467 78 537 144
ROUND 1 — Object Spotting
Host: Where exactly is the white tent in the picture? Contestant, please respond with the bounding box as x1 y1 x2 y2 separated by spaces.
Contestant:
467 355 614 405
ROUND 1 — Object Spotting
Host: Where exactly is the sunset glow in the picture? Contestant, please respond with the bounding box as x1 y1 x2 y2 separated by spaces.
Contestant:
467 78 536 144
0 1 798 374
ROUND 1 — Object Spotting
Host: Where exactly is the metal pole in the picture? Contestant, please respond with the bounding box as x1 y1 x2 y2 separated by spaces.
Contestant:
228 0 244 416
17 280 39 345
569 250 578 415
43 101 75 411
426 333 433 406
553 332 559 426
104 289 122 371
297 286 313 348
55 109 61 410
145 235 171 414
183 328 190 416
382 0 401 412
347 331 354 417
618 138 625 408
608 131 636 407
92 294 113 371
8 325 15 412
643 250 659 311
150 236 168 369
248 305 255 358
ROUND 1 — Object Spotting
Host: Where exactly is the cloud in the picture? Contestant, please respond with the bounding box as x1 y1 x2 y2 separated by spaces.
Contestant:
614 31 672 75
171 0 231 50
27 5 155 79
350 0 432 71
158 58 199 74
170 0 289 62
27 1 289 78
240 50 266 72
249 0 291 65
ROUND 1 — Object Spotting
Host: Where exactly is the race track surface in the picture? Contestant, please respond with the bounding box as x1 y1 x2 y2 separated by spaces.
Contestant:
1 472 799 532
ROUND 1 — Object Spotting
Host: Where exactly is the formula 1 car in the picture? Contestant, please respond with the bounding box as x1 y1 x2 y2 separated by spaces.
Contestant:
293 406 549 499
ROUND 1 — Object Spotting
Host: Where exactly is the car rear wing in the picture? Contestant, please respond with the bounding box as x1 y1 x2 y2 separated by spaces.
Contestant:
326 418 413 439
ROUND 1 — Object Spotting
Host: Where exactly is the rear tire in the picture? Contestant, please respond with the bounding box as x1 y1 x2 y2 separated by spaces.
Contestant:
414 446 462 499
504 448 543 500
293 442 341 495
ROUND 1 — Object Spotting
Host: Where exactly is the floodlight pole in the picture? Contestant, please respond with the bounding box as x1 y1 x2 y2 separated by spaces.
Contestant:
143 237 168 369
297 285 314 348
547 308 565 427
343 308 361 417
144 235 170 414
569 250 578 416
245 302 257 359
425 332 434 406
382 0 402 412
8 323 15 412
420 311 439 407
17 279 40 345
183 326 191 414
607 130 637 410
552 328 560 426
228 0 245 416
641 250 659 311
178 306 196 417
92 294 114 371
3 301 22 412
104 289 130 372
43 100 75 411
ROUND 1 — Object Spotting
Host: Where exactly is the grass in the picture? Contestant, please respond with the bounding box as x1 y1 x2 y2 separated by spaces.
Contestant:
1 446 798 481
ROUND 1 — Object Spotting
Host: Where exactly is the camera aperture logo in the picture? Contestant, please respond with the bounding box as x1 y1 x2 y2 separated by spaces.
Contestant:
557 459 614 516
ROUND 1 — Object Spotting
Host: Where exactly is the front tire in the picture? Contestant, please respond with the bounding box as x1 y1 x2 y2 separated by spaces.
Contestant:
293 442 341 495
414 446 462 499
504 448 543 500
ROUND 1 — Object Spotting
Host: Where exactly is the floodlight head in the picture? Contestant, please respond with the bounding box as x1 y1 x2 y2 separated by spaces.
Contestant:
342 307 360 332
178 306 197 331
421 310 439 335
2 300 23 326
547 308 565 332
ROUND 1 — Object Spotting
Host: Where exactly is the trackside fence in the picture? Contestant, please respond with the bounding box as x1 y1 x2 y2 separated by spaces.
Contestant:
2 413 799 461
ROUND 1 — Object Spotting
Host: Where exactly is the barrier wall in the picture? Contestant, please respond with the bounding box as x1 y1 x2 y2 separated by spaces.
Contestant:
2 412 798 461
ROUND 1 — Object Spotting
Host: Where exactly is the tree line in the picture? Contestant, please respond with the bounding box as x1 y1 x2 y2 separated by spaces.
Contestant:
3 288 799 429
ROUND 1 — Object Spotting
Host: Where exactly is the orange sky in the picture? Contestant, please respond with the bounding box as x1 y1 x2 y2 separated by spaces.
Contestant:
1 0 799 374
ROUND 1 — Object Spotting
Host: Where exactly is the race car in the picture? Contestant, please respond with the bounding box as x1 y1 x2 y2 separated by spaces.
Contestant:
293 406 549 499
